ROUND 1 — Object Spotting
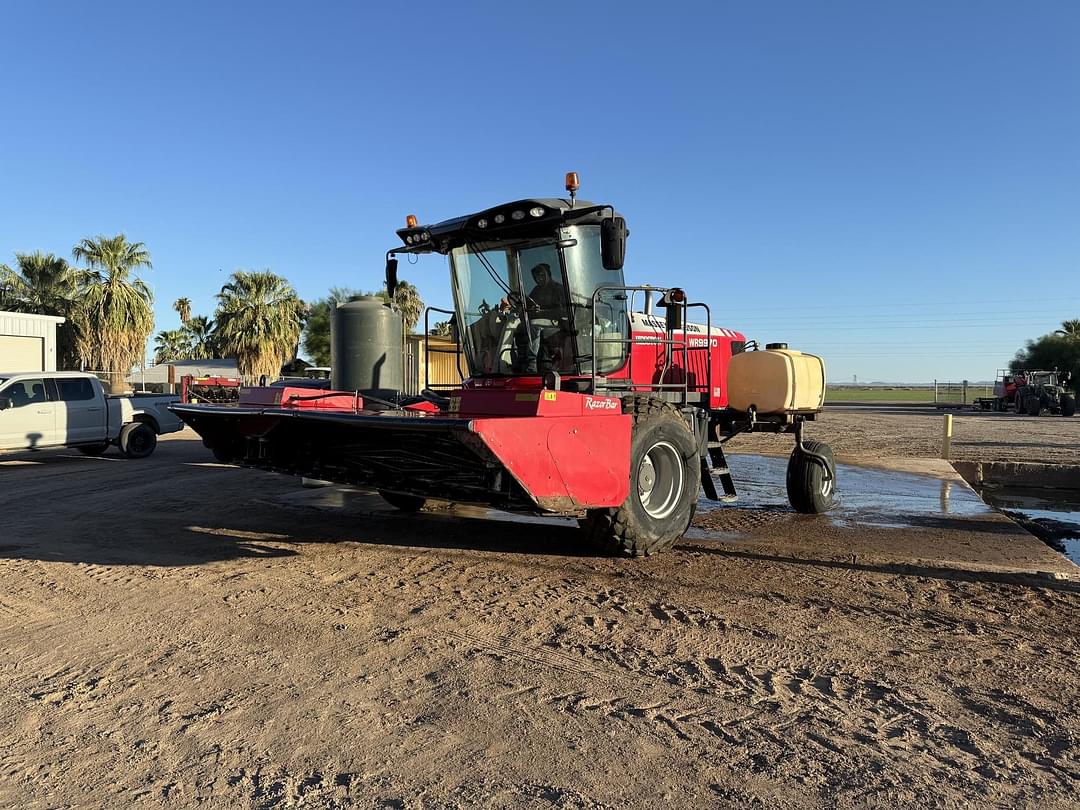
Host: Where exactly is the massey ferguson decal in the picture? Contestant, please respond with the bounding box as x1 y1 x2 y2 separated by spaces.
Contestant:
584 396 619 411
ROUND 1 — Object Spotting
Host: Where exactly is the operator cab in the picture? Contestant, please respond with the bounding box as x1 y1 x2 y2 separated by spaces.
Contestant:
388 175 631 383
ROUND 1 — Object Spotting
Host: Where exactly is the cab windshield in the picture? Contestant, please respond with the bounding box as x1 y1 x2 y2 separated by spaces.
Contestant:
449 225 629 379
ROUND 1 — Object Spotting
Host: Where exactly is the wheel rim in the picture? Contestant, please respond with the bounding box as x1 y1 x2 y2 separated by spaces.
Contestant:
132 430 149 453
821 468 834 498
637 440 684 520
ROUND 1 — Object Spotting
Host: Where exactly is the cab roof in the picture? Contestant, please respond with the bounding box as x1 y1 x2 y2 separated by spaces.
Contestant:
395 198 620 255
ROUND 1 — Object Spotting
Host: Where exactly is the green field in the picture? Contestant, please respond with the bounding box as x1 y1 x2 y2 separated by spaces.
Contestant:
825 388 993 403
825 387 937 403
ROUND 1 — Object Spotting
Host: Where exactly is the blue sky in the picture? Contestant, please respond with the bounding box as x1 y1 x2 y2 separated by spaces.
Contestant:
1 1 1077 382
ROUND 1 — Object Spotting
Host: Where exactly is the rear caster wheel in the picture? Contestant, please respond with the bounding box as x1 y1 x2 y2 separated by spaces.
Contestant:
786 440 836 514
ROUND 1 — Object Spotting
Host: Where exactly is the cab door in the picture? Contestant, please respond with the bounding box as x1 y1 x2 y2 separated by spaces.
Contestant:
0 377 57 450
52 376 106 445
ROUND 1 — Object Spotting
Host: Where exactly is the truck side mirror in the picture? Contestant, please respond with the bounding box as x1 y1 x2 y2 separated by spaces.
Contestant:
601 216 627 270
0 396 10 411
385 257 399 300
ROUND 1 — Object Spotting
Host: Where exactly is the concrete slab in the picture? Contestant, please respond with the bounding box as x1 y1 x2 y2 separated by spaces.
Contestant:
689 453 1078 583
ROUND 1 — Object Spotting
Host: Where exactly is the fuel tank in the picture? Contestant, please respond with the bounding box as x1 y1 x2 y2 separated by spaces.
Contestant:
727 346 826 414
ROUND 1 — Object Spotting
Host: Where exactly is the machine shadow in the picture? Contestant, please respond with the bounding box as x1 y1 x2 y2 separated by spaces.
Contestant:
0 503 592 568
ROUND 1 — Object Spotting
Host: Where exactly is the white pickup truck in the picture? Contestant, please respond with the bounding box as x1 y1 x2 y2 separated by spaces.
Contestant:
0 371 182 457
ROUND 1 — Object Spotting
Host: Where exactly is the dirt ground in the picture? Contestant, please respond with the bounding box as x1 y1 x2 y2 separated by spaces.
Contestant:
1 414 1078 809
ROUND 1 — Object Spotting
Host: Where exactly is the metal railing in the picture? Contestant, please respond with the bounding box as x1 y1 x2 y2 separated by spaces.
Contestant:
590 286 713 409
421 306 464 393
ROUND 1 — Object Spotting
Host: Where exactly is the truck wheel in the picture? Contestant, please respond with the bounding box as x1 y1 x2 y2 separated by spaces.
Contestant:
582 396 700 557
1062 394 1076 417
1025 396 1041 417
119 422 157 459
378 490 427 512
78 442 111 456
786 440 836 514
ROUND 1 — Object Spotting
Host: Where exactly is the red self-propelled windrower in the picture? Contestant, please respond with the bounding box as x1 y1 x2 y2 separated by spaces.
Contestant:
172 174 835 556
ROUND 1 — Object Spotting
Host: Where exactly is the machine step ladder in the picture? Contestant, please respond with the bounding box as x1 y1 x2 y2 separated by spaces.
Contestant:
701 441 738 502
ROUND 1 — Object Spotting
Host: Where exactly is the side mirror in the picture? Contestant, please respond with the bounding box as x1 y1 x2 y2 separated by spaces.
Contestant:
0 396 10 411
600 216 628 270
385 257 399 301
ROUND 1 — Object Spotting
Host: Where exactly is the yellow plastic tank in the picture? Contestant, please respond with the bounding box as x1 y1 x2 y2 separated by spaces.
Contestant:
727 347 826 414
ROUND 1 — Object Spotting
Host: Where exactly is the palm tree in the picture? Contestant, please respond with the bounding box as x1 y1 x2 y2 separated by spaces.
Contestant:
174 297 192 325
392 280 424 334
71 235 154 391
182 315 216 359
0 252 80 312
154 329 192 363
214 270 306 381
0 252 84 368
1055 319 1080 339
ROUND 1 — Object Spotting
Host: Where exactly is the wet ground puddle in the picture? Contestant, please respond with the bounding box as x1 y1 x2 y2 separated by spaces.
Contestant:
696 454 1080 565
976 488 1080 565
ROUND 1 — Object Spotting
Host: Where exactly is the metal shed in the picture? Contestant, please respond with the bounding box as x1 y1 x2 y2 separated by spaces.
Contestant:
0 311 66 372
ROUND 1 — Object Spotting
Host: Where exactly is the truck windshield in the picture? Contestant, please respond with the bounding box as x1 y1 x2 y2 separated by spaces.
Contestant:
448 224 628 379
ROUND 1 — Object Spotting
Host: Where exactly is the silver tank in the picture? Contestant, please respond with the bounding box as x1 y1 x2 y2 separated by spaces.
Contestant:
330 297 403 396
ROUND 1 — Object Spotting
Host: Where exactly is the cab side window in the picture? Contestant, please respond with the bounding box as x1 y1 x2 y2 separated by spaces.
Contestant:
3 379 46 408
57 378 96 402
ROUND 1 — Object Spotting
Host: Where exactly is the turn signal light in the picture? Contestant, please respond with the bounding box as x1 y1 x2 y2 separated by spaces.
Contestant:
668 288 686 303
406 214 418 228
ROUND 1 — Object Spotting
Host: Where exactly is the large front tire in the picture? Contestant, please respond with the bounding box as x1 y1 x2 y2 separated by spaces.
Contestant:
1062 394 1076 417
786 440 836 514
1025 396 1041 417
119 422 157 459
582 396 700 557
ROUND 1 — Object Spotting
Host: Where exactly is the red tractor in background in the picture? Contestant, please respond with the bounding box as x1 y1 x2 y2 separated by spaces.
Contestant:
172 175 835 556
977 369 1076 416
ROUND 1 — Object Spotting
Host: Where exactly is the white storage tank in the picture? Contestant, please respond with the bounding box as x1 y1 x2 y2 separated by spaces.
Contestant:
727 343 826 414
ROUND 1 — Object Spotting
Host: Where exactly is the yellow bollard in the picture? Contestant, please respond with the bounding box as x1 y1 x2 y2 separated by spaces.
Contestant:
941 413 953 460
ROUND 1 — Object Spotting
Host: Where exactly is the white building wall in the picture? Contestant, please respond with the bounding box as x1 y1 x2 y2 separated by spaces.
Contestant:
0 311 66 372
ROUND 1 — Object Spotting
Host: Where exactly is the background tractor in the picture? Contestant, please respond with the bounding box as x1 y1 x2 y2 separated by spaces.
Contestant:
173 174 836 556
981 369 1076 416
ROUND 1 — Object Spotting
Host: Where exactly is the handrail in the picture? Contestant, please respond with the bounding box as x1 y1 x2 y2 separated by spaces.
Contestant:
422 306 465 391
590 285 713 410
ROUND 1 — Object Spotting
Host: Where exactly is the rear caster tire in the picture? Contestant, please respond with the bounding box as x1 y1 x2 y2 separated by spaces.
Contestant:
1062 394 1076 417
78 442 111 456
378 490 427 512
119 422 157 459
1025 396 1041 417
786 440 836 514
582 396 700 557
